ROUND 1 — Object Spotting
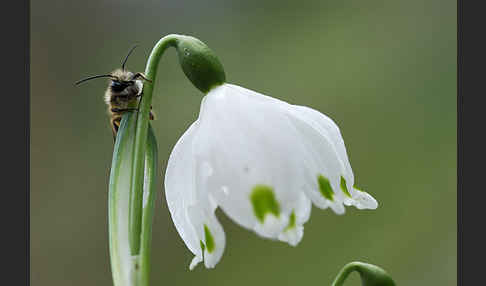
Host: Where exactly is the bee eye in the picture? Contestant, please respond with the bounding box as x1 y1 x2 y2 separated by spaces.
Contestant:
110 81 127 92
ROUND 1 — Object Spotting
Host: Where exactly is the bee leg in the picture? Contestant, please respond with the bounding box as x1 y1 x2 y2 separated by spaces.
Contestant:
136 94 143 111
111 106 154 121
111 107 139 113
132 72 152 83
149 109 155 120
111 118 121 141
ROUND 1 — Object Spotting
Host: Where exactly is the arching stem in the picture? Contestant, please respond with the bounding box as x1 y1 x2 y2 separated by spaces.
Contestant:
124 33 225 286
128 35 178 256
331 262 360 286
331 261 396 286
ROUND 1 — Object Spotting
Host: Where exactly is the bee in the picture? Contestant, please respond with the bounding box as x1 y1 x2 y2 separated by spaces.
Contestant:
76 45 154 140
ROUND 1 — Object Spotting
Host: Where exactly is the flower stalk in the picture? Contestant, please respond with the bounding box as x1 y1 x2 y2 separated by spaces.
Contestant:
128 34 177 256
110 34 225 286
129 34 225 257
331 262 396 286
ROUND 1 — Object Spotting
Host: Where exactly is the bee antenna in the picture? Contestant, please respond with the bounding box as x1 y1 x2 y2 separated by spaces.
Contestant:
75 74 114 85
121 44 139 70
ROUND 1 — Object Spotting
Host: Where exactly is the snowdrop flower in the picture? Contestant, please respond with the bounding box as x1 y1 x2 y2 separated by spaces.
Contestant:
164 35 378 270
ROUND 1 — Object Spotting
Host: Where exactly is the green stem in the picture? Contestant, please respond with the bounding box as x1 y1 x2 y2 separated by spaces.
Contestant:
138 125 158 286
124 34 225 285
331 262 359 286
128 34 178 255
331 261 396 286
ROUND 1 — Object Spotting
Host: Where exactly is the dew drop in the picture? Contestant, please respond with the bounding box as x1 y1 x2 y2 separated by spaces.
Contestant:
221 186 229 195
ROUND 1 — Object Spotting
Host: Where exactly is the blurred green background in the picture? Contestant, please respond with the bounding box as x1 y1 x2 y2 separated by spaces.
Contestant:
31 0 456 285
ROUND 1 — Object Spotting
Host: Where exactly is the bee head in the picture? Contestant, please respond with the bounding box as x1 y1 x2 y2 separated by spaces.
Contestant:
108 69 150 93
76 44 149 87
109 70 135 92
110 79 132 92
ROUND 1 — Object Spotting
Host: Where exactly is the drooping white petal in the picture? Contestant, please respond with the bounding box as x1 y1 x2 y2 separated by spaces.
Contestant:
192 84 311 242
164 121 226 270
277 192 311 246
352 186 379 209
285 105 377 210
165 122 200 258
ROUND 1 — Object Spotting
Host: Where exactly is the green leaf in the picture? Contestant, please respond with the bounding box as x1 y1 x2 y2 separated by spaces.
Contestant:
108 112 158 286
138 124 158 286
109 112 138 286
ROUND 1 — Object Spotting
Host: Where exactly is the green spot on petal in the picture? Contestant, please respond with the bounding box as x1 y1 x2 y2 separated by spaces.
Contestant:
250 185 280 223
204 224 215 253
354 185 365 192
340 176 352 198
317 175 334 201
284 211 297 232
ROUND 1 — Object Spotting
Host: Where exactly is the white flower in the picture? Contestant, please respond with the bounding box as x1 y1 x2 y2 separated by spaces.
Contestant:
164 83 378 270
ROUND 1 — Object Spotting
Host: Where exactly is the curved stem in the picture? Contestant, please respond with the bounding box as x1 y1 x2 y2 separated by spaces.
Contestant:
125 34 224 285
331 262 359 286
331 261 396 286
128 34 178 255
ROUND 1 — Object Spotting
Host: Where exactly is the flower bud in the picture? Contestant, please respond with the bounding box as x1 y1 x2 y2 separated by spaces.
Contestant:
174 35 226 93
